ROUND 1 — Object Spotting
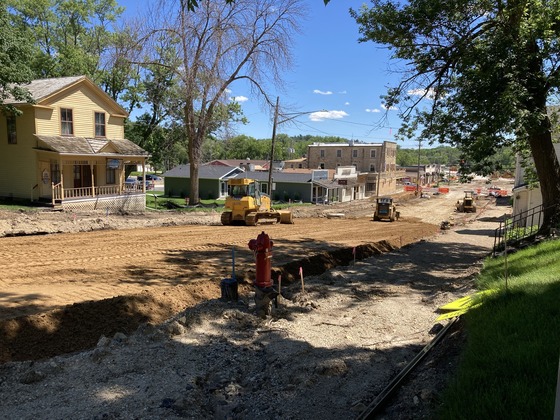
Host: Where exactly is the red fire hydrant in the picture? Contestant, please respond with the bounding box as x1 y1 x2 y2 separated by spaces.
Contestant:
248 231 273 288
248 231 277 318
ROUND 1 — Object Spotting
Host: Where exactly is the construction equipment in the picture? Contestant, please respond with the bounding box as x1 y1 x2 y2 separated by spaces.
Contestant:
373 197 400 222
221 178 293 226
456 190 477 213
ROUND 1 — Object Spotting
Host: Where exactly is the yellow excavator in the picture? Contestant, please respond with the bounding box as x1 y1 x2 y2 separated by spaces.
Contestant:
221 178 293 226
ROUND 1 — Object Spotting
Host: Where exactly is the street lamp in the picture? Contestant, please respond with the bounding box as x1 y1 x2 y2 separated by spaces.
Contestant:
267 97 325 195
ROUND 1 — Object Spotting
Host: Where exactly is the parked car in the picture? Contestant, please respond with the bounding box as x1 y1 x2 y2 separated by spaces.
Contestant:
146 174 162 181
125 176 153 190
138 174 162 181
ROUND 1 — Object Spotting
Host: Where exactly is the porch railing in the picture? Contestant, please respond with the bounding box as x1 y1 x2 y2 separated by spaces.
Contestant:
51 182 145 205
52 182 63 205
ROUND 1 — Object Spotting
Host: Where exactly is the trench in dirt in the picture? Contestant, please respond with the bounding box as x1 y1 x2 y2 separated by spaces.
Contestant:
0 240 396 364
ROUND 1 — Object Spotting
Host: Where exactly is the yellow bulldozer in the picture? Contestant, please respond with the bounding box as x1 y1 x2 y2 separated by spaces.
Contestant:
221 178 293 226
456 190 477 213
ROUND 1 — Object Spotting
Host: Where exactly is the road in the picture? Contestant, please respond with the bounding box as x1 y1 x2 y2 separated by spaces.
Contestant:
0 182 510 321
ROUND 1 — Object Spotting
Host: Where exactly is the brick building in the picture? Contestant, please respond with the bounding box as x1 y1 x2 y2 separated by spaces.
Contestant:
307 140 404 196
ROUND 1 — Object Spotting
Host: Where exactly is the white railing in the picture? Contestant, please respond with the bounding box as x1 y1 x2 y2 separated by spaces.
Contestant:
54 183 144 202
52 182 63 205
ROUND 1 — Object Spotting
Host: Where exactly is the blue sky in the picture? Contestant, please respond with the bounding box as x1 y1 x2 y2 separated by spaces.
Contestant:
120 1 420 148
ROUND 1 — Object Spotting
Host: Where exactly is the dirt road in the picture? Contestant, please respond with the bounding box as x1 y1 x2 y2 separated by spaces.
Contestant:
0 212 439 321
0 181 512 364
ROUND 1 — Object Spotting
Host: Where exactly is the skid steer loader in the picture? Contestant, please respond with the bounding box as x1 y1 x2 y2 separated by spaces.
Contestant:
373 197 400 222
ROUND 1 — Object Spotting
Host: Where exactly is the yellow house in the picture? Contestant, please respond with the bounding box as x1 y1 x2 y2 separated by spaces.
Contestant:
0 76 149 212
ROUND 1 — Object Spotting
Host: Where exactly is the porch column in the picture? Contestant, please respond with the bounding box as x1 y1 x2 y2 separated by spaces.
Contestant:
59 157 64 199
90 163 96 197
119 163 124 194
142 159 146 193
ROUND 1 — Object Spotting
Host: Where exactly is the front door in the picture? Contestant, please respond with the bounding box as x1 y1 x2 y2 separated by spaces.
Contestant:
40 161 51 197
74 165 93 188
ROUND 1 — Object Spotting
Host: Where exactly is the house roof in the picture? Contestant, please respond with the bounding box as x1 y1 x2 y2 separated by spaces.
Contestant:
313 178 359 189
205 159 270 168
7 76 84 103
36 135 149 157
163 164 242 180
233 171 312 184
6 76 128 117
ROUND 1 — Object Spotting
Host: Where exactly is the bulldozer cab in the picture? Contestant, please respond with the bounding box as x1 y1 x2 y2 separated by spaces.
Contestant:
456 190 477 213
228 178 261 205
463 191 475 206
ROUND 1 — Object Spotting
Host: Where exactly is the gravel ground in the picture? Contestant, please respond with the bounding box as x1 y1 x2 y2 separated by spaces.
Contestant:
0 180 513 419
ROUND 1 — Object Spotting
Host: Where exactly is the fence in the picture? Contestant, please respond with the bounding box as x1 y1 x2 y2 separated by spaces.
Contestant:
493 204 553 254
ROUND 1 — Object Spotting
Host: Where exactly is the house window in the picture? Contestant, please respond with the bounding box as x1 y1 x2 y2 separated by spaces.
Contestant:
352 149 358 158
261 183 269 195
320 149 325 158
61 108 74 135
50 161 61 184
370 150 376 158
6 115 17 144
95 112 106 137
370 164 375 172
320 163 325 169
74 165 81 182
336 149 342 158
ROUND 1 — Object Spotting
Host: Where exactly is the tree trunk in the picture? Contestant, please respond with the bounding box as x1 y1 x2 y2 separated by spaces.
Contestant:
527 124 560 232
188 132 203 205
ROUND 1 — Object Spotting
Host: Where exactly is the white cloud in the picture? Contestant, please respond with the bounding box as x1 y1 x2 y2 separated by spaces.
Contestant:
381 103 398 111
224 88 232 94
407 88 436 99
231 95 248 103
309 110 348 122
345 102 350 106
365 108 381 113
313 89 333 95
339 90 347 94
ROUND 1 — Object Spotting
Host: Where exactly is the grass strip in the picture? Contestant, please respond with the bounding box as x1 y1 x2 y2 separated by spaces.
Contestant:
439 239 560 419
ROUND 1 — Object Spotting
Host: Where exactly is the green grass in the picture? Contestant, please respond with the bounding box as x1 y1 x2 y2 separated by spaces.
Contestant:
0 199 42 211
147 193 312 211
439 239 560 419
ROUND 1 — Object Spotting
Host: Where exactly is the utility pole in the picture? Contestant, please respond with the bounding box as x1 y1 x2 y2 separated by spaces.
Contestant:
268 96 280 197
267 99 325 198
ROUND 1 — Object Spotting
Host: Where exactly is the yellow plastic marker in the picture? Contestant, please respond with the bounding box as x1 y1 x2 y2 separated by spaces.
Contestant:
436 289 498 321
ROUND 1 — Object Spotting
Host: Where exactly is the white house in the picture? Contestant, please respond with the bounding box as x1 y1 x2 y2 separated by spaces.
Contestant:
512 143 560 221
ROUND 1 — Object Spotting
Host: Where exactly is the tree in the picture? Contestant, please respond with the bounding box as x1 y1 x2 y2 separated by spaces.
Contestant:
8 0 126 83
141 0 305 204
0 5 34 114
353 1 560 231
